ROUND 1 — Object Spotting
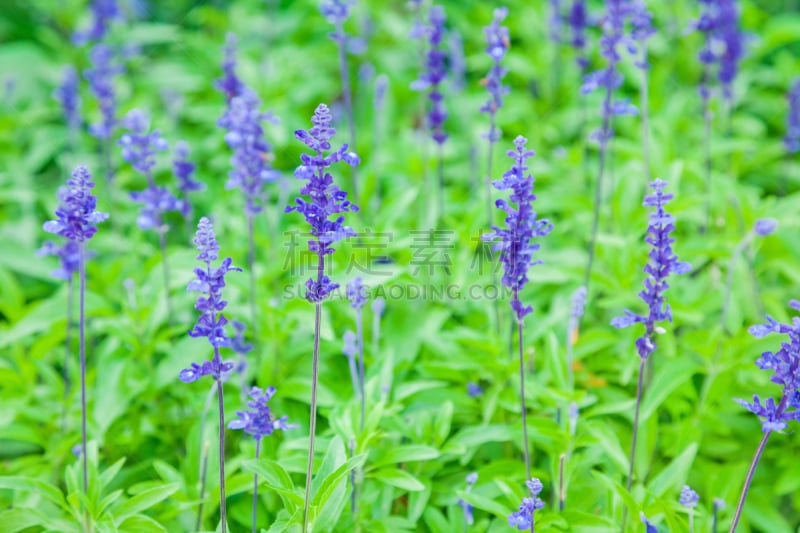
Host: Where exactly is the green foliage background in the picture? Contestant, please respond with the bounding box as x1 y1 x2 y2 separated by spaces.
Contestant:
0 0 799 531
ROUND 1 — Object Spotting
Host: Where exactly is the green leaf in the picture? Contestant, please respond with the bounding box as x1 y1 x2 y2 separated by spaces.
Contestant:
369 445 440 470
368 468 425 492
422 507 450 533
111 483 180 523
592 471 639 520
647 443 698 498
0 508 43 532
243 460 304 513
0 476 66 509
117 514 168 533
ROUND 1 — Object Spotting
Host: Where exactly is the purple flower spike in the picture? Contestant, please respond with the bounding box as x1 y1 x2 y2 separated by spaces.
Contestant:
43 165 109 242
286 103 359 303
680 485 700 508
320 0 355 43
785 79 800 154
180 217 241 382
480 7 510 143
173 141 204 220
53 66 81 137
611 179 690 360
118 109 169 178
457 472 478 525
411 5 448 145
38 240 81 281
569 0 589 70
217 91 280 216
736 301 800 432
215 33 245 103
508 477 545 530
229 386 295 440
73 0 123 46
483 136 553 321
347 276 367 309
85 44 122 141
694 0 745 101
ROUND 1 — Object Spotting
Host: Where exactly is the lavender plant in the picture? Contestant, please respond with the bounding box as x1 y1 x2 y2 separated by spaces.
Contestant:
508 478 545 531
610 179 690 497
480 7 510 227
484 136 553 479
85 44 122 184
347 276 367 430
73 0 122 45
566 285 587 392
680 484 699 533
786 79 800 154
229 386 294 533
320 0 359 197
118 109 182 320
215 39 280 336
568 0 589 72
729 300 800 531
286 103 359 533
580 0 646 288
179 217 242 533
411 5 448 218
173 140 205 227
53 66 81 151
43 165 108 523
694 0 744 228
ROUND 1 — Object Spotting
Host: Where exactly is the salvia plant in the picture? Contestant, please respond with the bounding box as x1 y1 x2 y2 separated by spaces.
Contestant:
346 276 367 430
84 43 122 183
611 179 690 504
456 472 477 526
229 386 294 533
411 4 448 218
42 164 108 526
72 0 122 46
568 0 589 72
286 103 359 533
484 135 552 479
680 484 700 533
179 217 242 533
730 300 800 531
480 6 510 227
118 108 182 319
172 140 205 227
53 66 81 151
508 477 545 531
785 78 800 154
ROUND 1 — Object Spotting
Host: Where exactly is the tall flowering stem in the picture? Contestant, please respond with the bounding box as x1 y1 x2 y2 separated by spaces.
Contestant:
43 165 108 525
694 0 744 229
484 136 552 480
481 7 510 228
53 66 81 151
173 141 205 232
411 5 448 218
580 0 643 288
229 386 294 533
215 36 279 338
680 485 700 533
508 478 545 532
85 44 121 185
321 0 359 198
118 109 181 321
286 104 359 533
179 217 242 533
729 300 800 531
610 180 690 504
347 277 367 431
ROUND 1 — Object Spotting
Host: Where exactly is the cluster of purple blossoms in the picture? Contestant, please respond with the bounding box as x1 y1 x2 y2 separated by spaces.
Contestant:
411 5 448 145
347 276 367 309
217 91 280 216
179 217 241 383
173 141 205 220
229 386 294 440
53 66 81 139
286 103 359 302
568 0 589 70
38 239 81 281
735 300 800 432
611 180 690 360
320 0 354 45
73 0 122 45
680 485 700 508
480 7 510 143
214 33 246 104
119 110 183 231
580 0 653 139
484 136 553 321
43 165 109 243
508 478 545 530
694 0 744 101
230 320 253 375
785 79 800 154
85 44 122 141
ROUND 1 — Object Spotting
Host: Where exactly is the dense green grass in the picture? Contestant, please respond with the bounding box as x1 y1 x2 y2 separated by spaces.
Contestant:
1 0 800 531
